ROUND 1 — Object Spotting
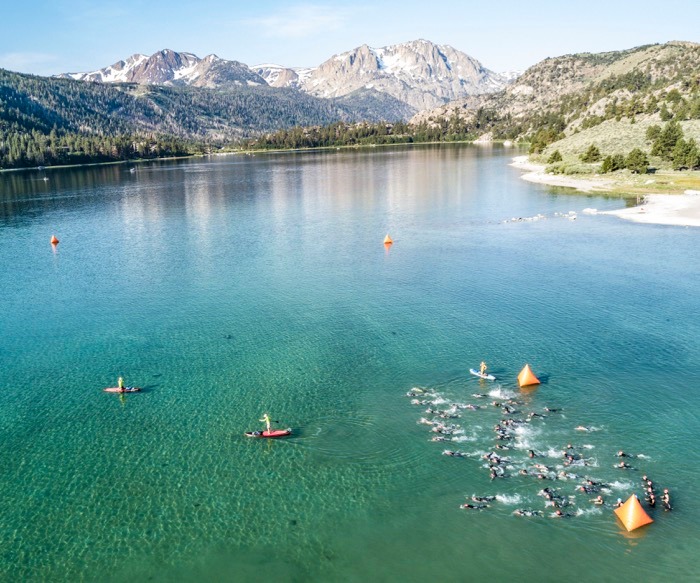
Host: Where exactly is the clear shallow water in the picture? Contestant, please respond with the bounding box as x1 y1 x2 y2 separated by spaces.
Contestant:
1 145 699 582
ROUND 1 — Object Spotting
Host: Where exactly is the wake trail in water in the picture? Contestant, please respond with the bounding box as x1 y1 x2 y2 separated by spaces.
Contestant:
403 378 663 523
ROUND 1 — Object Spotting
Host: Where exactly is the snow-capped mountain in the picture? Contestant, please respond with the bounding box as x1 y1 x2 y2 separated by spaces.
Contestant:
498 70 523 83
298 40 509 110
251 64 315 88
58 41 513 114
59 49 264 88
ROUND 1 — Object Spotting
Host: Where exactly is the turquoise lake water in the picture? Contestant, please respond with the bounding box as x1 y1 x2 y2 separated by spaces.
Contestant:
1 145 699 582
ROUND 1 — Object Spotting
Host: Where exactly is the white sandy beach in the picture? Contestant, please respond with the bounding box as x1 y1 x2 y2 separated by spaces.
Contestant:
510 156 614 192
511 156 700 227
600 193 700 227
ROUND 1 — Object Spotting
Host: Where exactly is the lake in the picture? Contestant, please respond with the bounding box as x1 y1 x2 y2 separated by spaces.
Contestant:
1 144 698 582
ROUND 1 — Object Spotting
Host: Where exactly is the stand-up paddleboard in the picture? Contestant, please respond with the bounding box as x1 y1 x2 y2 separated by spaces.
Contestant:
469 369 496 381
245 429 292 438
103 387 141 393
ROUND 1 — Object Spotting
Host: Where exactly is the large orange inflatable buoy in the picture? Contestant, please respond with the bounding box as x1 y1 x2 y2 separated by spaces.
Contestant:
50 235 59 245
517 364 540 387
614 495 653 531
383 234 393 245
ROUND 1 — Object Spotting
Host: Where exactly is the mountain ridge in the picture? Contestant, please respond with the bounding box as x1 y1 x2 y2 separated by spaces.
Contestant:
57 40 511 115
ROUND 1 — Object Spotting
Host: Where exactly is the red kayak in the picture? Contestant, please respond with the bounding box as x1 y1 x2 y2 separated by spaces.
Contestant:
103 387 141 393
245 429 292 438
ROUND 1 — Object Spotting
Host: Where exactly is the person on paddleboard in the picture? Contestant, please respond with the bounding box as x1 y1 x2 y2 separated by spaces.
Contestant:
260 413 272 433
480 361 487 375
118 377 124 390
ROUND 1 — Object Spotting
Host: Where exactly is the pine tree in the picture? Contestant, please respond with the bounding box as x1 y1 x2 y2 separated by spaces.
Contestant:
547 150 563 163
625 148 649 174
580 144 601 163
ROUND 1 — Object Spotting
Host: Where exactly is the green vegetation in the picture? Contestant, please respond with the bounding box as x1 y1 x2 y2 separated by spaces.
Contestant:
547 150 562 163
580 144 601 163
671 138 700 169
0 67 405 169
0 129 194 169
245 110 503 150
601 154 627 173
3 41 700 173
625 148 649 174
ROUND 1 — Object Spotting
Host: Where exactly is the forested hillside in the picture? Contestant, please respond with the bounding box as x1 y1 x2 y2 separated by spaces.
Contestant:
0 68 397 169
4 41 700 170
413 42 700 158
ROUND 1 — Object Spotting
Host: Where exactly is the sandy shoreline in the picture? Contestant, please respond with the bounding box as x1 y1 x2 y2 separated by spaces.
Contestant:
510 155 614 192
511 156 700 227
599 193 700 227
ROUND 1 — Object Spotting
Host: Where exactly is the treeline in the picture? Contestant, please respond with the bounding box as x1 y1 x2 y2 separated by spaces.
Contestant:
520 43 700 154
545 120 700 176
0 128 196 169
0 69 368 140
1 67 421 169
246 108 506 150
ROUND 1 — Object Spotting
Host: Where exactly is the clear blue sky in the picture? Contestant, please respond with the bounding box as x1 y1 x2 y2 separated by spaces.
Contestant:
1 0 698 76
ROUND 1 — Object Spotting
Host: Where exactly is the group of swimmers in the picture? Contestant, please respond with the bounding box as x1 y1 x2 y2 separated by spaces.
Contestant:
406 381 675 520
637 475 672 511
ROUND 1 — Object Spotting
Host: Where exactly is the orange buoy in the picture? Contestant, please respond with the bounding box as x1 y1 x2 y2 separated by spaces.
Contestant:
383 234 393 245
614 494 654 532
517 364 540 387
50 235 59 245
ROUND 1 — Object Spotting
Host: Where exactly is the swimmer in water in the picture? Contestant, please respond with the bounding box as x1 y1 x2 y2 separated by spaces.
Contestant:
443 450 466 458
460 503 488 510
661 489 672 511
615 461 632 469
513 509 542 517
539 488 555 501
552 509 571 518
489 468 502 480
544 407 561 413
592 495 604 505
613 498 623 508
616 450 634 458
575 425 591 432
471 495 496 502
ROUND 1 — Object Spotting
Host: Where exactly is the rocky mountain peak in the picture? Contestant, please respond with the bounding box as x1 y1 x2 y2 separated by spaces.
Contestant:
58 49 264 87
57 39 514 117
300 39 508 110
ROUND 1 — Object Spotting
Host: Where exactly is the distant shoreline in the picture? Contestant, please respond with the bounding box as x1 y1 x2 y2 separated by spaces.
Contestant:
511 155 700 228
0 155 197 174
1 140 517 173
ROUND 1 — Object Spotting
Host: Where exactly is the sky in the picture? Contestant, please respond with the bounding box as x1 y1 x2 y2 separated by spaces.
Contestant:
1 0 699 77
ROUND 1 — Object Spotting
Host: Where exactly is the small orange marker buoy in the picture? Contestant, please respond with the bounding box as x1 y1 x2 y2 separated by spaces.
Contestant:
50 235 59 245
517 364 540 387
383 234 393 245
614 494 654 532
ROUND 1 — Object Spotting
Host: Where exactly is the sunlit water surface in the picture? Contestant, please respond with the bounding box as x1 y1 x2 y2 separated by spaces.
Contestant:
1 145 698 582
